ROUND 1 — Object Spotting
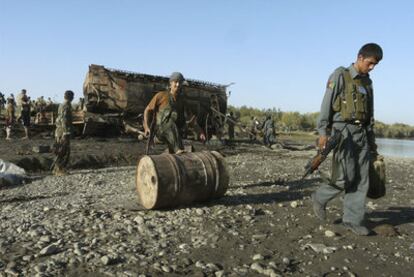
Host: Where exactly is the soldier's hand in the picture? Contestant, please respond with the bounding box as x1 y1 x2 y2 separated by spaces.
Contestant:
318 135 328 151
144 129 150 137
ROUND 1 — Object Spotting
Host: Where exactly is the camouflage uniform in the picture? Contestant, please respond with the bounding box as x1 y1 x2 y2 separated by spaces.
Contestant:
5 100 15 140
262 117 276 146
53 100 73 174
226 113 236 140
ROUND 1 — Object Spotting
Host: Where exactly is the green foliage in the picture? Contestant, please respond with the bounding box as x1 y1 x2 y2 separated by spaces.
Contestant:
228 105 414 139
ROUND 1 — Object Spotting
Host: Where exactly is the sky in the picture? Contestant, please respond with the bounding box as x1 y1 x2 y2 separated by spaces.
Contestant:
1 0 413 125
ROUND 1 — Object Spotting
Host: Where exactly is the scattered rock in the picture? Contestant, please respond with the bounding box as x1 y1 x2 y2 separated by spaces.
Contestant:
39 244 61 256
325 230 336 237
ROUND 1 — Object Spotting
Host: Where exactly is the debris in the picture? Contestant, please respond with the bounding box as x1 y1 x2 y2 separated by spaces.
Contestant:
373 224 398 237
303 243 338 254
0 159 27 187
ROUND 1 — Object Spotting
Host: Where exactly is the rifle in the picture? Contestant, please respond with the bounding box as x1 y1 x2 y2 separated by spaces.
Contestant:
301 130 342 180
145 115 157 155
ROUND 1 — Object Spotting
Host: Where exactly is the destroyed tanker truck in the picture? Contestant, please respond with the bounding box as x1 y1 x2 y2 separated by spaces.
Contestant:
77 64 229 138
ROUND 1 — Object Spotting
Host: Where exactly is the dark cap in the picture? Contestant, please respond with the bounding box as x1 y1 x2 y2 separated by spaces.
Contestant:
169 72 186 83
21 89 27 93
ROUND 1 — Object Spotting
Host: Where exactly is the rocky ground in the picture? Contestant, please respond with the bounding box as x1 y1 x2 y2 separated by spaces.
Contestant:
0 135 413 276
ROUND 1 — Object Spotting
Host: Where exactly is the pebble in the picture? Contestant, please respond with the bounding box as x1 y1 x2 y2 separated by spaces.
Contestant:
251 262 264 273
133 216 145 225
282 257 290 265
39 244 61 256
253 254 264 261
325 230 336 237
161 265 171 273
290 201 298 208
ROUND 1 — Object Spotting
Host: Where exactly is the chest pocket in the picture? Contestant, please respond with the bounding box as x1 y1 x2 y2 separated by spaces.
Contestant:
332 69 370 123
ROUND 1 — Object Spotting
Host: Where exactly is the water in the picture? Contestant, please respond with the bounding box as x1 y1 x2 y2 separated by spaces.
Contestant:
376 138 414 158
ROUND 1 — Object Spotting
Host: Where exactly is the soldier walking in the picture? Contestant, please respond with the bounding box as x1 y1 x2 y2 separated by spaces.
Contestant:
143 72 205 154
311 43 382 236
52 90 74 176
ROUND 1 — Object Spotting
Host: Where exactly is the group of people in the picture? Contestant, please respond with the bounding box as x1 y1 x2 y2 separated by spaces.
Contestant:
2 43 383 235
143 42 384 236
1 89 73 176
1 90 55 140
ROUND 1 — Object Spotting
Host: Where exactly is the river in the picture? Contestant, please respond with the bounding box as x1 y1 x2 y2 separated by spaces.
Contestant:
376 138 414 158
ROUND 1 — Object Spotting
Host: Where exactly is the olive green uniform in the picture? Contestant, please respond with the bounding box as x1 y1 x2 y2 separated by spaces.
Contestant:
226 114 236 140
156 92 184 153
314 64 377 226
262 118 276 146
53 100 73 174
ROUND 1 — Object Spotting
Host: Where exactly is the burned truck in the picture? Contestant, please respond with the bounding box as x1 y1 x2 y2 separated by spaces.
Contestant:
80 64 229 138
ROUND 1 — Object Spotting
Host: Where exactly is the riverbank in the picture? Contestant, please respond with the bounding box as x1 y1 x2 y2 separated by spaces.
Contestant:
1 138 413 276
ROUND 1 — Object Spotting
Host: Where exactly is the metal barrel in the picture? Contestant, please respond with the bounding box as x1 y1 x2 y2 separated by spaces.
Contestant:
136 151 229 209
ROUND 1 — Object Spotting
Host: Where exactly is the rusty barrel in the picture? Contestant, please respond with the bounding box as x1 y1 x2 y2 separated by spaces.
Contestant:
136 151 229 209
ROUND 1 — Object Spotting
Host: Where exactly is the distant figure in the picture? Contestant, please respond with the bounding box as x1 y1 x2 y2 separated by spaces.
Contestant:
46 97 53 107
5 97 16 140
143 72 205 154
16 89 31 139
52 90 74 176
262 115 276 147
226 111 236 141
78 97 85 111
0 92 5 111
249 116 260 141
311 43 383 236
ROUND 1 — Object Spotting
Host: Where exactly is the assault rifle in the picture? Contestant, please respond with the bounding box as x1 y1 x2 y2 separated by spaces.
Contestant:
301 130 342 180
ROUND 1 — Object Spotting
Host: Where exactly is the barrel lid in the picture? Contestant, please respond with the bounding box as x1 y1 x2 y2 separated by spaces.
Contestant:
136 156 159 209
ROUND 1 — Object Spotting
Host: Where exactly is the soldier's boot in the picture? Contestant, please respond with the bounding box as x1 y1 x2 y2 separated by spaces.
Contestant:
22 127 29 140
5 127 12 140
311 193 327 221
342 222 370 236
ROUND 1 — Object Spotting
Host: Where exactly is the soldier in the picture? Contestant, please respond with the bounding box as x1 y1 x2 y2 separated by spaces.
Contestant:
143 72 205 154
262 115 276 147
52 90 74 176
311 43 382 236
249 116 260 141
5 97 16 140
46 97 54 107
226 111 236 141
0 92 5 111
16 89 31 139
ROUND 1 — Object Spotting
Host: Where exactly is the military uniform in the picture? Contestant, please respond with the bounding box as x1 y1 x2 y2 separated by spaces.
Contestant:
146 90 184 153
5 100 15 140
226 113 236 140
314 64 377 227
53 100 73 175
262 117 276 146
249 117 259 141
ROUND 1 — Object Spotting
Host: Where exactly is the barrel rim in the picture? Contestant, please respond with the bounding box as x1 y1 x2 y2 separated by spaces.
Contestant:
136 155 158 209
